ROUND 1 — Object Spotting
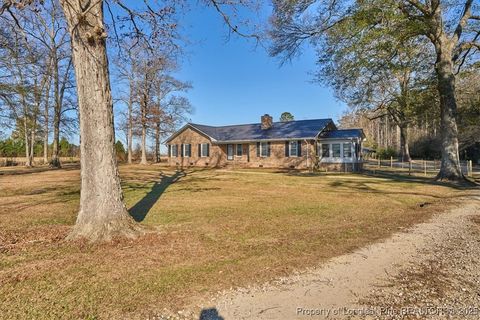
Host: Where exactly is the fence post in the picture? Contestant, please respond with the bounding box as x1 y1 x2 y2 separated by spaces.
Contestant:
424 160 427 176
378 157 381 168
390 156 393 168
468 160 473 177
409 161 412 176
433 159 436 171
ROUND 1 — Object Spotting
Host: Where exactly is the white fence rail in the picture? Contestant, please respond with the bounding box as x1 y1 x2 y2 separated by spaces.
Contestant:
364 158 479 177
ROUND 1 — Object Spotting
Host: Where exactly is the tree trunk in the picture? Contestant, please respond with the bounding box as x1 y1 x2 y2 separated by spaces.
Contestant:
434 43 463 181
43 83 50 164
50 48 61 168
24 129 32 167
140 120 148 165
51 108 61 167
398 124 411 162
60 0 138 241
127 82 133 164
23 100 32 167
139 96 148 165
155 121 160 163
30 121 36 165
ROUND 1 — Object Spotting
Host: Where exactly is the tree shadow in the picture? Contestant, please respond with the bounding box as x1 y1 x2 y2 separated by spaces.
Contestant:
362 171 479 190
128 170 186 222
199 308 224 320
0 163 80 176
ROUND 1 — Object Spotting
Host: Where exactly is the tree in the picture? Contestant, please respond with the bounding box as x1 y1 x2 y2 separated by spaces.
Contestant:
456 68 480 152
150 75 192 163
314 4 438 162
2 0 260 241
0 22 49 167
280 112 294 122
115 140 126 161
270 0 480 181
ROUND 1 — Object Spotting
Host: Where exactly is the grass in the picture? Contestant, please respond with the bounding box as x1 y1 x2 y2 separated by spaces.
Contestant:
0 164 476 319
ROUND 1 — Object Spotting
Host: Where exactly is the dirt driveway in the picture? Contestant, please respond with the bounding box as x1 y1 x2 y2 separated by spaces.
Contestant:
197 194 480 320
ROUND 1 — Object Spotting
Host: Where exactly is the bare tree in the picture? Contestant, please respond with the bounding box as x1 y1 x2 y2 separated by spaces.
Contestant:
0 18 50 166
151 79 192 163
2 0 260 241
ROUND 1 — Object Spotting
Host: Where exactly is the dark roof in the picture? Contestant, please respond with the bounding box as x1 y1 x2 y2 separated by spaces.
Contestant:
320 129 365 139
185 119 334 142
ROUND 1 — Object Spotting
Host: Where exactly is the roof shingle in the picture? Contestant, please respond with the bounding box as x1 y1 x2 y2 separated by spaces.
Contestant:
189 119 334 142
320 129 364 139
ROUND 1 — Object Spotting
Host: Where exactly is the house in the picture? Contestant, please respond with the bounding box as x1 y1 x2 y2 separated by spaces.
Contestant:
165 114 365 171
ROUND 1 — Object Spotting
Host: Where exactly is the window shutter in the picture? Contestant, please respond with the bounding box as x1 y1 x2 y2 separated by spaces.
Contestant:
285 141 289 157
257 142 260 157
180 144 184 157
297 140 302 157
168 145 171 157
267 142 271 157
206 144 210 157
198 144 201 157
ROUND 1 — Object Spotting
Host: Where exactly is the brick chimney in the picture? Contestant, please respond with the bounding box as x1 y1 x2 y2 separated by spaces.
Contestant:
261 114 273 130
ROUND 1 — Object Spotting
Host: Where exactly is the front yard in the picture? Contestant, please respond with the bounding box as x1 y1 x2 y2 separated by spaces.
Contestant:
0 165 473 319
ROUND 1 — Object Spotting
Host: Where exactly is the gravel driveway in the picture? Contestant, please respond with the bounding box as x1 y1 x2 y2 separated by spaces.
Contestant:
199 194 480 320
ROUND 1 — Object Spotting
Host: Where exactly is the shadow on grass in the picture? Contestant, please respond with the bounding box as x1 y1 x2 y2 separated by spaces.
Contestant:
362 170 479 190
283 168 478 190
129 170 187 222
0 163 80 176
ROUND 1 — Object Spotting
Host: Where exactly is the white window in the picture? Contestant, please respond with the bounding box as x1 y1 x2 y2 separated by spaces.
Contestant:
227 144 234 160
332 144 341 157
201 143 209 157
321 144 330 158
260 142 269 157
343 143 352 158
289 141 298 157
236 144 243 157
183 144 191 157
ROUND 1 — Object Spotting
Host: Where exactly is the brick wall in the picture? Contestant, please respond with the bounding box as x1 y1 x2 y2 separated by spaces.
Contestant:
167 127 362 171
167 128 318 169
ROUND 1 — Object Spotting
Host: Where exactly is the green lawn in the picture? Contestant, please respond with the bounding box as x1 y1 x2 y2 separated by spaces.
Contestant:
0 164 474 319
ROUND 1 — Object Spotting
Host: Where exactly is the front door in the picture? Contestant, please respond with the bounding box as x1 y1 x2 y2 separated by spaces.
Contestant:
227 144 234 160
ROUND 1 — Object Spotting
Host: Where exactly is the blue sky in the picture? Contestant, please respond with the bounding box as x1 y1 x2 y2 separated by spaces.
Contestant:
170 4 347 127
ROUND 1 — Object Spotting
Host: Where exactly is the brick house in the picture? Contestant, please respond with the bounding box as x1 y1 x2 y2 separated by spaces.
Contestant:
165 114 365 171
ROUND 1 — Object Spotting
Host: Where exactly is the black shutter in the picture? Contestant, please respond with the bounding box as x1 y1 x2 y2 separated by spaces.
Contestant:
257 142 260 157
267 142 271 157
297 140 302 157
206 144 210 157
180 144 184 157
168 145 171 157
285 141 289 157
198 144 201 157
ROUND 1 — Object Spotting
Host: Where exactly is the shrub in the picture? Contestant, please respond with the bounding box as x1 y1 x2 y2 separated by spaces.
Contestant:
376 147 397 160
